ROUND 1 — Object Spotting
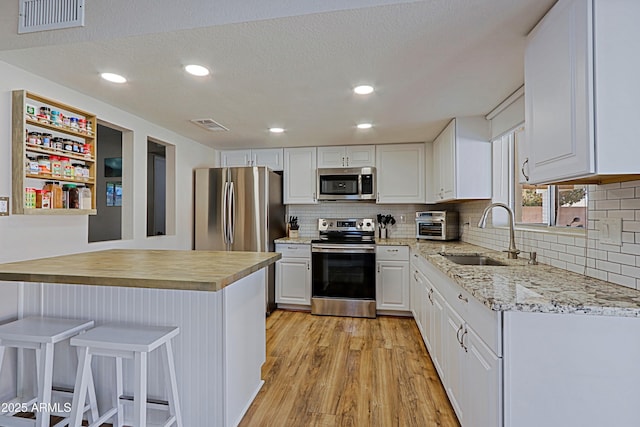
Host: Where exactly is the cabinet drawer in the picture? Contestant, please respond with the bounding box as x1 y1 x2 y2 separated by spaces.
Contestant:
275 243 311 258
377 245 409 261
458 288 501 356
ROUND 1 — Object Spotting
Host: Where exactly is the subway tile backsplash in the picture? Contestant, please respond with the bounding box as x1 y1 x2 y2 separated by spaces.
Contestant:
286 203 429 239
457 181 640 290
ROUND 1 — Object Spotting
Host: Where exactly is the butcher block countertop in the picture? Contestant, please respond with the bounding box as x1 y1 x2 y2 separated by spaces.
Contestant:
0 249 281 292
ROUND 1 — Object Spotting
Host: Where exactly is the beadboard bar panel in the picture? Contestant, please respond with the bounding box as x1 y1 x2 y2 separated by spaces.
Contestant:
19 271 266 427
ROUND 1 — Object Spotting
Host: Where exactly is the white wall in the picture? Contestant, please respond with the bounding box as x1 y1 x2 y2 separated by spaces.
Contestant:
0 60 217 312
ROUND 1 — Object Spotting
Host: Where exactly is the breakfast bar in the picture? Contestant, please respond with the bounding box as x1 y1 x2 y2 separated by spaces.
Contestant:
0 249 281 427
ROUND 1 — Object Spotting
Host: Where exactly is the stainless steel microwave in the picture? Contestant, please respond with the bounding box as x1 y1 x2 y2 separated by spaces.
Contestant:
416 211 459 240
317 167 376 201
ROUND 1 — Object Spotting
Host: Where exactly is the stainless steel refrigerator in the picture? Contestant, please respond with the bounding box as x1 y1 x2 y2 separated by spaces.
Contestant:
194 166 286 314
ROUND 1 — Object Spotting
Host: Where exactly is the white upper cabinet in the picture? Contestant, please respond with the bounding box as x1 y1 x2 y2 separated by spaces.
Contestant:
220 149 251 168
220 148 284 171
523 0 640 185
317 145 375 168
375 143 426 204
430 117 491 203
283 147 317 204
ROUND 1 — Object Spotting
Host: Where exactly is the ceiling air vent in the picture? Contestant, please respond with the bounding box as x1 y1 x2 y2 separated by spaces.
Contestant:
190 118 229 132
18 0 85 34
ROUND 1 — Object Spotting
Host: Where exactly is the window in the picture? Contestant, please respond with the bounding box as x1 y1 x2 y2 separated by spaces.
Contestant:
495 127 587 229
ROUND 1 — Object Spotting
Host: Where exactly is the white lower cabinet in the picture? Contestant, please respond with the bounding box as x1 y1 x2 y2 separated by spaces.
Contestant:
275 244 311 306
444 301 466 423
413 250 502 427
465 326 501 427
376 246 410 312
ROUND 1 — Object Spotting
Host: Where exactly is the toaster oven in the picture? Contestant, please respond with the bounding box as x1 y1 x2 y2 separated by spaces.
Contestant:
415 211 459 240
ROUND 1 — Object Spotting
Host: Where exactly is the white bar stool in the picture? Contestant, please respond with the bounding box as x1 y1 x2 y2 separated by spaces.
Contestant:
69 324 183 427
0 316 99 427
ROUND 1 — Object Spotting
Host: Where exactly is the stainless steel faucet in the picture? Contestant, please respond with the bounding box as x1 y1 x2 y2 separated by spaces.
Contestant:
478 202 520 259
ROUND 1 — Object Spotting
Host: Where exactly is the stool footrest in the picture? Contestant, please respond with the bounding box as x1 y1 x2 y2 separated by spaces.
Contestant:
86 407 118 427
119 394 169 408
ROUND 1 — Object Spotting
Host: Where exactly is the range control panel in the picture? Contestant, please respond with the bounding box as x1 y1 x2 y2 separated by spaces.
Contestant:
318 218 375 232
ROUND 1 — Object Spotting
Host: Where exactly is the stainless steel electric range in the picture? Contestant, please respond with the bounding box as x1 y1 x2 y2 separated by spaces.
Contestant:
311 218 376 318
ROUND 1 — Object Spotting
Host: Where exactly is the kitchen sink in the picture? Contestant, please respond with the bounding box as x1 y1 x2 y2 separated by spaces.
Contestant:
439 253 507 266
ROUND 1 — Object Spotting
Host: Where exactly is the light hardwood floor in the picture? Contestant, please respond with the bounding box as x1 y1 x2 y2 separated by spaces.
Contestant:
239 310 460 427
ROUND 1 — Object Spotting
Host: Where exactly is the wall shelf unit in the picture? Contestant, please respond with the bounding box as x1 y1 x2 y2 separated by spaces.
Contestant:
12 90 97 215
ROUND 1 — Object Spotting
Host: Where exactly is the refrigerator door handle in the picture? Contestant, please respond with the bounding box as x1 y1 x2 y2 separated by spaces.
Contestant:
222 181 229 244
228 182 235 244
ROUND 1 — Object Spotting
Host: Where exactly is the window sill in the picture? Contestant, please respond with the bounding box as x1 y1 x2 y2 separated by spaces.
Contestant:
493 224 587 237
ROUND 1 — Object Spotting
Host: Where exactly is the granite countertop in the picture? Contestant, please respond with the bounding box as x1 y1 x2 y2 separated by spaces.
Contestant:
0 249 281 292
402 239 640 317
275 236 640 316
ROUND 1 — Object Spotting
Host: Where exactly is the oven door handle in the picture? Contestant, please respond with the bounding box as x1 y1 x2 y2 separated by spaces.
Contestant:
312 244 376 253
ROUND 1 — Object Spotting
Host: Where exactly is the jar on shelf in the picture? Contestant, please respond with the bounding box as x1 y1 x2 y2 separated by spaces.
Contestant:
63 184 79 209
82 165 90 180
52 137 64 151
50 110 60 126
39 106 51 120
62 115 70 127
69 117 79 131
41 133 52 148
44 182 63 209
61 157 73 178
37 155 51 175
73 163 84 179
79 186 92 210
26 154 39 175
72 141 81 154
83 143 92 157
63 139 73 152
27 131 40 145
78 118 86 132
35 190 51 209
24 188 36 209
86 121 93 135
50 155 62 178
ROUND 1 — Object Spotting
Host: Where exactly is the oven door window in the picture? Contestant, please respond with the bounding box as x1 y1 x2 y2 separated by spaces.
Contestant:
312 252 375 299
319 175 358 195
418 222 443 237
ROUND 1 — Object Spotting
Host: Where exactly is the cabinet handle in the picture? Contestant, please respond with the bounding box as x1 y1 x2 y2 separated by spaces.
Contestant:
346 156 350 166
428 288 433 303
461 328 468 352
413 271 419 281
307 261 310 270
377 192 380 202
456 324 464 345
522 158 530 182
458 294 469 303
287 246 298 250
342 157 345 167
313 192 316 202
388 249 398 252
377 263 380 273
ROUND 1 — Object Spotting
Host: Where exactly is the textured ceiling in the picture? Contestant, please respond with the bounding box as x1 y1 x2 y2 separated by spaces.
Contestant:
0 0 556 149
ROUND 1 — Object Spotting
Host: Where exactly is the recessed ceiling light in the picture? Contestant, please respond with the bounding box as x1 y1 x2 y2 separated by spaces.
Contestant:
269 127 285 134
354 85 374 95
185 64 210 77
357 123 373 129
101 73 127 84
